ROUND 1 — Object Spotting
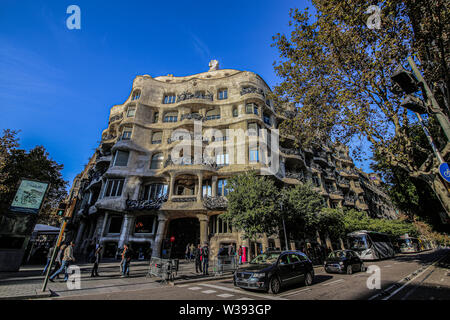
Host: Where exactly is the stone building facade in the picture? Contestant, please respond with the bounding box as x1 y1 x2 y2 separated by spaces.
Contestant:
69 62 398 261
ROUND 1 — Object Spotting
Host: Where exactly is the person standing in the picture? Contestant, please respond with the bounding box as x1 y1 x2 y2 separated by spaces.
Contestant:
42 245 55 275
91 246 102 277
238 245 243 265
194 244 202 273
49 241 75 282
121 244 132 277
201 243 209 275
189 243 195 261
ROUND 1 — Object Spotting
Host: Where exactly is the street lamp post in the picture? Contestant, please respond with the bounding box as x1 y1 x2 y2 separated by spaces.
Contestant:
280 192 289 251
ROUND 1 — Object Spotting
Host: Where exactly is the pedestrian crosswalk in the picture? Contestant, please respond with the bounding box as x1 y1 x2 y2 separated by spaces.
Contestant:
176 282 287 300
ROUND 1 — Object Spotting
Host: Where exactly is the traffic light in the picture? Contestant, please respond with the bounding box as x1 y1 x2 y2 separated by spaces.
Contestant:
56 202 67 216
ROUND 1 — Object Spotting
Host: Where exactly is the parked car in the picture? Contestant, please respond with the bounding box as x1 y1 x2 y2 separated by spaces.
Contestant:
324 250 366 274
233 250 314 294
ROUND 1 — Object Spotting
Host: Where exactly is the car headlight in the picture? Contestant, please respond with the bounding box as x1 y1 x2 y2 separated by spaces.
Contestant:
252 272 266 278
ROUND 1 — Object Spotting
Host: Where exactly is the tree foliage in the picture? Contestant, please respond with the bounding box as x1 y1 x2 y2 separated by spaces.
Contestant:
271 0 450 216
280 182 326 239
223 172 280 240
0 129 68 226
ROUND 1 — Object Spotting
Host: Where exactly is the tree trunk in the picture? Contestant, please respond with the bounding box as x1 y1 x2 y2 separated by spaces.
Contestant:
422 174 450 219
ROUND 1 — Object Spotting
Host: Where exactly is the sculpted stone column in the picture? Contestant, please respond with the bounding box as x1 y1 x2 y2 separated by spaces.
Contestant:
74 220 86 253
211 176 218 197
169 173 175 200
197 214 209 245
197 173 203 203
118 214 134 250
152 213 168 258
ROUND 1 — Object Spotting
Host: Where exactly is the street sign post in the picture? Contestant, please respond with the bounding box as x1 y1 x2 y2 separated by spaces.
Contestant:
9 179 49 214
439 163 450 183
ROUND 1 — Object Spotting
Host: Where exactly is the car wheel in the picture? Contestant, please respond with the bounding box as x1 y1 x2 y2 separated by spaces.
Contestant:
360 262 366 272
346 265 353 275
304 272 313 286
269 276 281 294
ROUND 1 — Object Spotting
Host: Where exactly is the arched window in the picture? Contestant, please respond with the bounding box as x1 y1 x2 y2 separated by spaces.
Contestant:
142 183 168 200
151 132 162 144
232 107 238 117
163 112 178 122
218 89 228 100
131 90 141 100
206 108 220 121
163 94 176 104
150 153 164 169
127 105 136 117
245 103 258 115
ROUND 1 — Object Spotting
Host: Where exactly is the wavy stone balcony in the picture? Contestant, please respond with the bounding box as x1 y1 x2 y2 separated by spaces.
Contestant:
344 197 356 206
125 194 168 211
203 196 228 210
329 190 344 200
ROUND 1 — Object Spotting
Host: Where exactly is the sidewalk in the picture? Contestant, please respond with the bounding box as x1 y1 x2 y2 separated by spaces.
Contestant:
0 259 234 300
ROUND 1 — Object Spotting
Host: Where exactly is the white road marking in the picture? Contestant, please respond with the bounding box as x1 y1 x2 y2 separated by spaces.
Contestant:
217 293 234 298
280 287 312 297
199 283 287 300
382 254 448 300
202 290 217 294
237 297 254 300
322 279 344 286
188 286 202 290
177 284 189 287
384 265 392 268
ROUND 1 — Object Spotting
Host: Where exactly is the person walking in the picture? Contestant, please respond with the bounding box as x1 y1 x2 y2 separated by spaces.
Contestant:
202 243 209 275
50 244 66 279
194 244 202 273
42 244 56 275
185 243 191 261
91 246 102 277
238 245 243 265
49 241 75 282
121 244 132 277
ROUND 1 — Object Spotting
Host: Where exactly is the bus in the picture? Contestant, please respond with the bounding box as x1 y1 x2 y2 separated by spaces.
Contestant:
346 230 395 260
398 235 433 253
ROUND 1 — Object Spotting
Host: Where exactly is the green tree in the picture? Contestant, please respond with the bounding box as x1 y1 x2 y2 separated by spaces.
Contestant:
316 208 346 240
271 0 450 217
0 130 68 226
222 172 280 241
280 182 325 240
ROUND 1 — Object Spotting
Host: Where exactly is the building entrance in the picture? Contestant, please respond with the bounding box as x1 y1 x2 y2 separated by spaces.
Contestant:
166 218 200 259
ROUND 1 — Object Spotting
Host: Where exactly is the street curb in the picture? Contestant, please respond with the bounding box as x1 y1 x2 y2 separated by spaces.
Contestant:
0 289 52 300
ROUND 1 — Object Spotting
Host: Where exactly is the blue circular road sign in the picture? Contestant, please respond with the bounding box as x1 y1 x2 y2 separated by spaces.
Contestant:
439 162 450 182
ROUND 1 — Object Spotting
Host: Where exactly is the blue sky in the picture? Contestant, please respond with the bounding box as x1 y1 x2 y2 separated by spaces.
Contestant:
0 0 371 189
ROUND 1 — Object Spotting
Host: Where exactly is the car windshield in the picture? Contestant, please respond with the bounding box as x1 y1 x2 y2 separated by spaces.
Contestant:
250 252 280 264
328 250 348 259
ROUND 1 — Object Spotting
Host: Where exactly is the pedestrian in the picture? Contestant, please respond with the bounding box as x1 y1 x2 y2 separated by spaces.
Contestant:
202 243 209 275
185 243 191 261
189 243 195 261
51 244 66 279
42 244 56 275
49 241 75 282
121 244 132 277
238 245 243 265
217 244 227 273
91 246 103 277
194 244 202 273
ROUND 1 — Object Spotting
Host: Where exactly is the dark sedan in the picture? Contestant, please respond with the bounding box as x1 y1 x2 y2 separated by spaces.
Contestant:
233 250 314 294
324 250 366 274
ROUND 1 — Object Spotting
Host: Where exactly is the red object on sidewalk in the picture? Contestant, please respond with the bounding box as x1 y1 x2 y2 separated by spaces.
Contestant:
170 236 175 243
242 246 248 263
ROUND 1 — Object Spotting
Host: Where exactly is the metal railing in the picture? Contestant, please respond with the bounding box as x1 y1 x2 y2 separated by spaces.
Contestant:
147 257 179 282
212 256 238 276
